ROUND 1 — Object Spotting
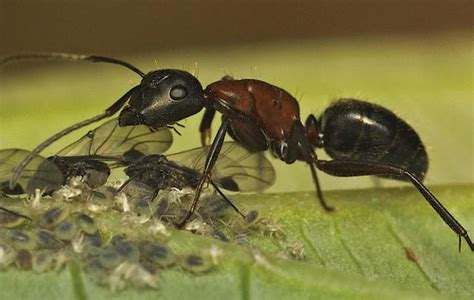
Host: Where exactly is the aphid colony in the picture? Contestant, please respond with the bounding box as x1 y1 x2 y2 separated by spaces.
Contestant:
0 117 284 290
0 173 291 290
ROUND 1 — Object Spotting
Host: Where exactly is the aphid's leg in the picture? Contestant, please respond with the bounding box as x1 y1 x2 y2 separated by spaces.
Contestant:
199 108 216 146
178 119 230 228
1 53 145 77
209 180 246 219
10 86 140 189
286 121 334 211
315 159 474 252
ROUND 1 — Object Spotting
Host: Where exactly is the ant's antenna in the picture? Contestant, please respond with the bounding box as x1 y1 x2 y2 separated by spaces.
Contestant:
1 53 145 188
0 53 145 77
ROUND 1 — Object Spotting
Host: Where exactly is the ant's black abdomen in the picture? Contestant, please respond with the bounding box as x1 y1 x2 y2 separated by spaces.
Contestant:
319 99 428 180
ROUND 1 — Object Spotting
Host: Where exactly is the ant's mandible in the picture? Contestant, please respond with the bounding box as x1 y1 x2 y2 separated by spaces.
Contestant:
1 53 472 251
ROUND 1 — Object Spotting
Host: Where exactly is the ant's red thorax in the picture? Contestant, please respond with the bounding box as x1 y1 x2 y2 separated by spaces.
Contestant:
205 79 300 140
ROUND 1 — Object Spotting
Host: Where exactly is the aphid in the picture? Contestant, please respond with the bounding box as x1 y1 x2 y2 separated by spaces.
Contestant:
72 212 98 235
0 118 172 194
34 229 64 249
6 230 36 250
15 249 33 270
97 246 123 270
137 240 176 267
0 207 29 228
2 53 472 251
54 219 80 241
180 254 213 273
111 239 140 263
37 206 69 229
197 195 231 219
83 231 103 248
120 142 275 219
32 249 56 273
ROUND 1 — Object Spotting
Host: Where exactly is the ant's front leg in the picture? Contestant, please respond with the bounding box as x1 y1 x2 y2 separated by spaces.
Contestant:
284 121 334 211
179 118 230 228
199 108 216 146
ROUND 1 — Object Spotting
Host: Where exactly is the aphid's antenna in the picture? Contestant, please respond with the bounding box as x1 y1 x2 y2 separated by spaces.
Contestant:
0 53 145 77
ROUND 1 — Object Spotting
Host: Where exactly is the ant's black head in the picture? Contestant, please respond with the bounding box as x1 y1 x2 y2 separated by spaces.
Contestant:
119 69 204 127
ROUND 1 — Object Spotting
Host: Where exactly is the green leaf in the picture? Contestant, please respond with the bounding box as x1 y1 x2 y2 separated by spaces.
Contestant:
0 185 472 299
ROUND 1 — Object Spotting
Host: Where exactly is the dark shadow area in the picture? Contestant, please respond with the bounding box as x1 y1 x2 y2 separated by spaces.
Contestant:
1 0 472 56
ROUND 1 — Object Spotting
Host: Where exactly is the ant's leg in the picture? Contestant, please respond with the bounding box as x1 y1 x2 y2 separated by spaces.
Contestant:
316 159 474 252
209 180 246 219
10 86 140 189
199 108 216 146
178 119 230 228
286 121 334 211
1 53 145 77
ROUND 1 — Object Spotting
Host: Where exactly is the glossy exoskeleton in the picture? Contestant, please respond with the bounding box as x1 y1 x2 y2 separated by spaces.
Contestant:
0 118 172 194
1 53 471 251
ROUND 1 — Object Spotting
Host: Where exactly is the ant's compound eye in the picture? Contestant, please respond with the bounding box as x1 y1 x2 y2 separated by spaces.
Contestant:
170 85 188 100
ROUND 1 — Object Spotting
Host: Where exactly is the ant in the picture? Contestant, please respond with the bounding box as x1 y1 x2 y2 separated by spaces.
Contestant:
1 53 472 251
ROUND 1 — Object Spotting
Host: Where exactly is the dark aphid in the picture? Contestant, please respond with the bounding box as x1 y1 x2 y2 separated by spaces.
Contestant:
54 219 80 241
15 249 33 270
37 206 69 229
32 249 56 273
97 246 122 270
34 229 64 249
197 196 230 219
83 231 103 248
3 53 472 251
244 210 259 226
72 212 97 235
138 240 176 267
0 207 29 228
121 142 275 220
112 240 140 263
84 189 114 209
180 254 213 273
7 230 36 250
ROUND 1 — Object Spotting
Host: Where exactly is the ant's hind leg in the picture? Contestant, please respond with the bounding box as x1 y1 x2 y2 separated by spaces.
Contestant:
315 159 474 252
286 121 334 211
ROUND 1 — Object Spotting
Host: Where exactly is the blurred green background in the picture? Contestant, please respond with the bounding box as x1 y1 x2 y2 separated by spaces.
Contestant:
0 0 473 193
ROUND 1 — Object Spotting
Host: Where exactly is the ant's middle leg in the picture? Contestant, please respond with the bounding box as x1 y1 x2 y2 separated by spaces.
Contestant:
285 121 334 211
179 118 230 228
